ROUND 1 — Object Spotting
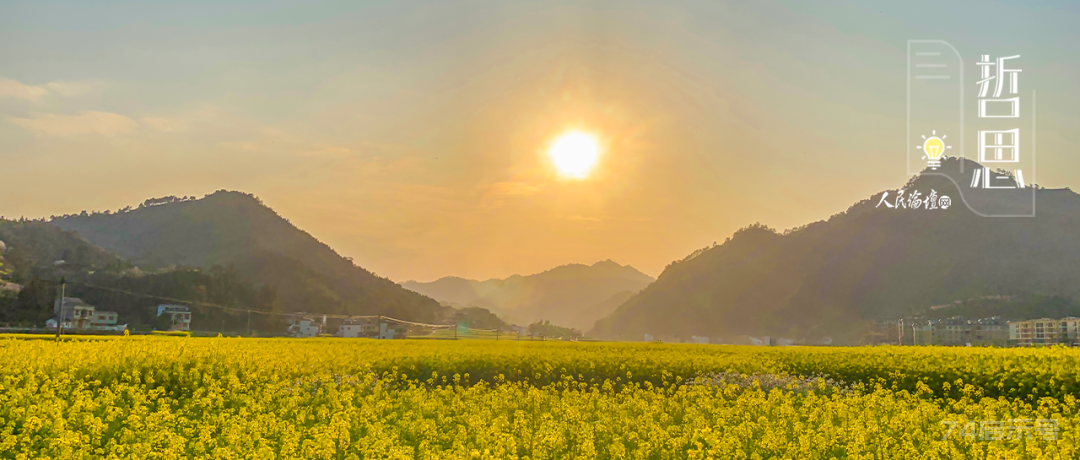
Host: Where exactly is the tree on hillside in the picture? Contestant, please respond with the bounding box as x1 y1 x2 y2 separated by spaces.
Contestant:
527 320 582 339
443 306 507 330
0 278 54 325
155 312 173 331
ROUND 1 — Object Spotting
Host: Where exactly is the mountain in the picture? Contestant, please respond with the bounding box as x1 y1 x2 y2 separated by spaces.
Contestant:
49 191 442 322
0 219 125 324
591 158 1080 344
0 218 289 330
573 290 636 330
0 219 133 280
402 276 502 308
403 260 655 330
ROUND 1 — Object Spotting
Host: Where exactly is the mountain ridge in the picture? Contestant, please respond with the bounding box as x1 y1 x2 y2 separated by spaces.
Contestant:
591 157 1080 343
403 259 654 330
49 191 443 322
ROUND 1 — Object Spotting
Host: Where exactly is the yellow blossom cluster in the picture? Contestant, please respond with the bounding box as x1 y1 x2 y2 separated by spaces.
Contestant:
0 336 1076 459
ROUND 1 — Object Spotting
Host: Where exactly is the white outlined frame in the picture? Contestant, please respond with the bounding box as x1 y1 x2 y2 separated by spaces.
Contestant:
906 40 1036 218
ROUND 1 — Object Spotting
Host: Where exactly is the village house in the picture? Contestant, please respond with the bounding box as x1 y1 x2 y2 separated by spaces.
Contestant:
336 318 405 339
287 317 321 337
337 321 364 338
47 297 126 332
156 304 192 331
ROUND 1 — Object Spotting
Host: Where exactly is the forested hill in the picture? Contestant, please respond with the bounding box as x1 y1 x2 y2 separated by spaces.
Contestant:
0 220 131 279
590 158 1080 344
50 191 442 322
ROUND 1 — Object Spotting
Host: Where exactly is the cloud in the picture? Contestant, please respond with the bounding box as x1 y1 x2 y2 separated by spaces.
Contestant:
141 116 189 133
0 78 94 100
0 78 49 100
42 81 94 97
6 111 138 137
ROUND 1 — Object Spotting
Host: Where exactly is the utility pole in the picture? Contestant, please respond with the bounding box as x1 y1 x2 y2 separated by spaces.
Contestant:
55 278 65 341
247 310 251 337
912 323 918 346
496 329 499 341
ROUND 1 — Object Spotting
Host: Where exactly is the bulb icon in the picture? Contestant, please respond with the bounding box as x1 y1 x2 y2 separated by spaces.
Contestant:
917 130 950 170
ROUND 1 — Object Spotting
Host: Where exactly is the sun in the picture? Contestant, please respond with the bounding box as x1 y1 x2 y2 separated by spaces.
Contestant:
548 131 601 179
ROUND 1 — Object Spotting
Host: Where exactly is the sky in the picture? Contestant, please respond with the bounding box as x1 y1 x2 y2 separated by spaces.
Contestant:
1 0 1078 282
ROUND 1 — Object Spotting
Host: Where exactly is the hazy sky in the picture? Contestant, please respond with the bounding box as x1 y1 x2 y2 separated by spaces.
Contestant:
2 0 1078 282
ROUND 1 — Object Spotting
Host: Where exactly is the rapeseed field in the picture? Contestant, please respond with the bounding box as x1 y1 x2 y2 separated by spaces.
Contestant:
1 336 1076 459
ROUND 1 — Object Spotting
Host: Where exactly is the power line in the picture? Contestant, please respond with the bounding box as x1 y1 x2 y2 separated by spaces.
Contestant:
65 280 294 317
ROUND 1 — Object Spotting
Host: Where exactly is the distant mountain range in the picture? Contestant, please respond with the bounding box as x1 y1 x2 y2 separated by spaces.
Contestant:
591 158 1080 344
19 155 1080 340
49 191 443 322
403 260 654 330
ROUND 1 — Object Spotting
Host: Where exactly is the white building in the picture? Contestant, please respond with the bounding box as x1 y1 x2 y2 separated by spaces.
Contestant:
288 318 321 337
55 297 95 329
378 322 397 339
91 310 119 327
749 336 778 346
49 297 126 331
336 319 403 339
156 305 192 331
338 323 364 338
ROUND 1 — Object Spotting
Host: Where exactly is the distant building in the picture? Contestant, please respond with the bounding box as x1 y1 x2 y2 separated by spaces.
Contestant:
49 297 126 331
378 322 403 339
338 322 364 338
911 316 1009 346
750 336 777 346
1009 317 1080 346
867 320 904 345
336 319 371 336
90 310 119 327
690 336 710 344
54 297 96 330
969 317 1009 345
911 322 933 345
363 322 381 337
335 319 404 339
156 305 192 331
287 317 321 337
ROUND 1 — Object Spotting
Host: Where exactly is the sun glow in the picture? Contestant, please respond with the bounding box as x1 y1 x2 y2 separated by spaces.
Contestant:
548 131 601 179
